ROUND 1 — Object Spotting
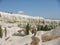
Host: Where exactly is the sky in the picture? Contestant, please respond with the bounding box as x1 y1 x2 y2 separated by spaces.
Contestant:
0 0 60 19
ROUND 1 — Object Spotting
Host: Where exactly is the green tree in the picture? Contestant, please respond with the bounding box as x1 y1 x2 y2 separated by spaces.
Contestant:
44 25 48 31
40 25 44 30
0 25 3 38
26 23 30 35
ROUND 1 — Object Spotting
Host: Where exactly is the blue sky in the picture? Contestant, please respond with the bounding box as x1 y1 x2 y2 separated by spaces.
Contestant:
0 0 60 19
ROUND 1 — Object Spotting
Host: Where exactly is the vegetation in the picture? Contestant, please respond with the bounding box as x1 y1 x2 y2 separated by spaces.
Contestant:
37 25 51 31
40 25 44 30
43 25 49 31
25 23 30 35
5 27 7 37
0 25 3 38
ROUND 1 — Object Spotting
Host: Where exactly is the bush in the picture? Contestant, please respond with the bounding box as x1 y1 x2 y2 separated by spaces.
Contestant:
37 25 51 31
25 23 30 35
0 25 3 38
40 25 44 30
43 25 48 31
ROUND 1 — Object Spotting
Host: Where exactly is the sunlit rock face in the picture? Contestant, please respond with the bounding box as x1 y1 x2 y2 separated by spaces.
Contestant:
51 26 60 36
0 11 44 27
0 11 60 28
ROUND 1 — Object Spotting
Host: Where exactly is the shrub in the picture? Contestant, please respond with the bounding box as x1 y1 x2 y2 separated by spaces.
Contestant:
0 25 3 38
25 23 30 35
43 25 48 31
37 25 51 31
40 25 44 30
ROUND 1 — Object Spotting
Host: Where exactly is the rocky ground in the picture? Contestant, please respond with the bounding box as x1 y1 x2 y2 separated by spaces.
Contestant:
0 26 60 45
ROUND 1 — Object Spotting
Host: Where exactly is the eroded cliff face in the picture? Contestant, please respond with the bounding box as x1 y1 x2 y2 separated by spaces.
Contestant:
0 11 60 27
